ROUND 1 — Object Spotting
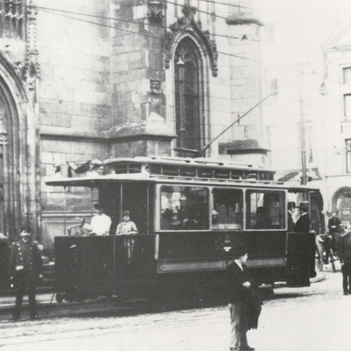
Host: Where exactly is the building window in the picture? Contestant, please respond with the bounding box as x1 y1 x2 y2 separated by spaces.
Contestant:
271 79 278 96
344 95 351 119
0 0 25 39
174 37 204 156
343 67 351 84
346 139 351 173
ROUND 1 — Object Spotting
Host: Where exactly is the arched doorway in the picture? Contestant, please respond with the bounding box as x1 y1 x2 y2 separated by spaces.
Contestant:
332 187 351 223
0 54 38 241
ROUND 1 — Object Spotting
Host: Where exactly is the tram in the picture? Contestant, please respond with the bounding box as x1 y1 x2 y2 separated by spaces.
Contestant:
46 157 323 302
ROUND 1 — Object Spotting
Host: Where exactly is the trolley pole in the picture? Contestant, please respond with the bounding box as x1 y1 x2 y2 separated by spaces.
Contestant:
300 100 307 185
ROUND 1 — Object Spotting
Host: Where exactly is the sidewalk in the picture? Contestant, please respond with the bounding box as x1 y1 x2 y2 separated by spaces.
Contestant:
0 293 57 313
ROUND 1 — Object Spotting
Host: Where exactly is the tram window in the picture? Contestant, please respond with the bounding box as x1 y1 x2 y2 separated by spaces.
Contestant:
212 189 243 230
160 186 209 230
246 190 285 230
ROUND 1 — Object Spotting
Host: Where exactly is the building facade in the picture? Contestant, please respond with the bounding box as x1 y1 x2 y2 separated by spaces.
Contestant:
0 0 265 251
259 3 351 224
321 23 351 223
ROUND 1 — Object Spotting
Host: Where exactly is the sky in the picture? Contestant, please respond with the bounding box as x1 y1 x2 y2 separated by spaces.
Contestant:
258 0 351 64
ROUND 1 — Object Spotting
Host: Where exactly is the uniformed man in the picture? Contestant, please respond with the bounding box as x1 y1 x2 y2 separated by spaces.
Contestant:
9 227 44 320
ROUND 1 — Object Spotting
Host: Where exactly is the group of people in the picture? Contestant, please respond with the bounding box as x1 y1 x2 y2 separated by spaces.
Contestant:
7 204 138 321
76 204 138 236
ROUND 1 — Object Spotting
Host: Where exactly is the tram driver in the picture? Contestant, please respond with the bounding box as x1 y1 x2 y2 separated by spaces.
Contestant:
116 210 138 235
79 203 112 236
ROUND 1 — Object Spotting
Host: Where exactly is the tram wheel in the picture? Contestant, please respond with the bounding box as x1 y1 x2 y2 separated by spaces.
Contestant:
56 292 64 303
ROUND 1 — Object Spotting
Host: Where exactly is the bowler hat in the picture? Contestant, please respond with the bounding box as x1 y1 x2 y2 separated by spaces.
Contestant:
122 210 130 217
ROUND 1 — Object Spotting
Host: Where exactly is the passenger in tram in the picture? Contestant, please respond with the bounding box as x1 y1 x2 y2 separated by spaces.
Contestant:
79 203 112 236
116 210 138 235
294 202 310 233
253 207 270 229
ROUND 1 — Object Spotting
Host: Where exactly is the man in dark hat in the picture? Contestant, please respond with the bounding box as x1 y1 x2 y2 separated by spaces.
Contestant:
328 210 342 238
80 203 112 235
9 227 44 320
226 245 260 351
294 202 310 233
116 210 138 235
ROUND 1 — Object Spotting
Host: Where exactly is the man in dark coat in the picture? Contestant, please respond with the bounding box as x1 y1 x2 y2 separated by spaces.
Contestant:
9 227 44 320
328 210 343 245
294 202 310 233
338 229 351 295
226 245 261 351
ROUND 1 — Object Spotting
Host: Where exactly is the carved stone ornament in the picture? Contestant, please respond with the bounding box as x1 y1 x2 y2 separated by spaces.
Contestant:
22 1 41 89
150 79 162 94
165 5 218 77
147 0 164 22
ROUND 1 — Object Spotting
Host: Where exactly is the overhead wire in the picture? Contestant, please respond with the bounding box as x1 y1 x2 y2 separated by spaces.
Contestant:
196 0 265 12
164 0 257 27
29 4 262 43
36 7 261 63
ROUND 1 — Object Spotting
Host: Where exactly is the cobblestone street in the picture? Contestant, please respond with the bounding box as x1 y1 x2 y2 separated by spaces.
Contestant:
0 267 350 351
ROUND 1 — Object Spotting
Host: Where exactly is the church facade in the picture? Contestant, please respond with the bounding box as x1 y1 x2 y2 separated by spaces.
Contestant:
0 0 265 250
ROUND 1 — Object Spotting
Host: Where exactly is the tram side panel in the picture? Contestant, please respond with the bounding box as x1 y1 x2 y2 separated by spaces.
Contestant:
55 235 157 300
156 230 313 288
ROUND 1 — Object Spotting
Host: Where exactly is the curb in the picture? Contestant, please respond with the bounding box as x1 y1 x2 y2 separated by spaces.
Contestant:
310 271 326 283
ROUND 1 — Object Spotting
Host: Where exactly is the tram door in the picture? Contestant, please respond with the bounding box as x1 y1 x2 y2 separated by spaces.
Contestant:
121 183 151 234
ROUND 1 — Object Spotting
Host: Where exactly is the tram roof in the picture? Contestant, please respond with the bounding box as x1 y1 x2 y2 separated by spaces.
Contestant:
45 172 320 191
103 156 273 171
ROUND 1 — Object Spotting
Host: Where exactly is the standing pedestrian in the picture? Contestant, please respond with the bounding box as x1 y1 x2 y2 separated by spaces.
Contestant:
338 229 351 295
226 245 262 351
9 227 44 320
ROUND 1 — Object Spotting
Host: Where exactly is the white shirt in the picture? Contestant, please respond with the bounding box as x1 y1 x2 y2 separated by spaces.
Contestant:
84 213 112 235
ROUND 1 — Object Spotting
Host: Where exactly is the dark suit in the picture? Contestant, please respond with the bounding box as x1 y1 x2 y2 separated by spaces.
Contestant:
227 261 259 350
339 233 351 294
294 213 310 233
9 239 43 319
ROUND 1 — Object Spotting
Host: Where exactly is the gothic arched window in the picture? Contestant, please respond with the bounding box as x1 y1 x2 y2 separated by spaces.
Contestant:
0 0 25 39
174 38 204 156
